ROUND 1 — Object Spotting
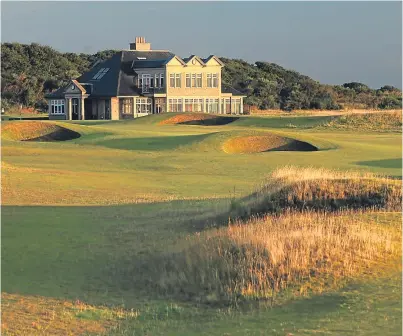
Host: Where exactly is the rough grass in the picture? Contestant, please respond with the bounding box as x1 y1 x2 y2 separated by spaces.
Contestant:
1 121 80 141
230 166 402 219
319 111 402 132
159 113 238 126
2 115 402 335
1 293 138 336
222 134 318 154
151 210 401 306
145 167 402 305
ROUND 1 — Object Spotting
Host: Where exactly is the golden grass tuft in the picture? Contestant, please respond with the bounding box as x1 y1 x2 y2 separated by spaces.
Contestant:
154 211 401 305
1 121 80 141
148 167 402 305
231 166 402 218
222 135 318 154
320 111 402 132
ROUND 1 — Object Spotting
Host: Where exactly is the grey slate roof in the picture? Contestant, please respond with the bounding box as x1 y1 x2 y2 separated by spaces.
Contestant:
45 86 66 99
76 50 175 97
118 50 175 96
46 51 234 99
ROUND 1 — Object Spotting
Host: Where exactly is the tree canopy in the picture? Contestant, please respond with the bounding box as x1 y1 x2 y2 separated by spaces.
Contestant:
1 42 401 111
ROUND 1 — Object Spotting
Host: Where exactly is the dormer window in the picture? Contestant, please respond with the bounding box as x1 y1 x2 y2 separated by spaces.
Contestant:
92 68 110 80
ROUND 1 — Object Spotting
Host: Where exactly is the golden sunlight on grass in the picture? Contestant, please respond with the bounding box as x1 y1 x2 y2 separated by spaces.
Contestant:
154 211 401 305
1 121 80 141
320 111 402 132
231 166 402 218
222 135 318 153
1 293 139 335
146 167 402 305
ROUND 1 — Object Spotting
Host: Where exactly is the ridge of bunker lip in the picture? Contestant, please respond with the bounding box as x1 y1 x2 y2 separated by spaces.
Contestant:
222 134 318 153
159 113 239 126
1 121 81 142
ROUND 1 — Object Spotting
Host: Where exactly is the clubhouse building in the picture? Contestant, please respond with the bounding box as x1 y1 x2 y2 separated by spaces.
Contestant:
46 37 245 120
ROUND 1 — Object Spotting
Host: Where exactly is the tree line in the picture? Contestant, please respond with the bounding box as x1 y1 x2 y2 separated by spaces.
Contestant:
1 42 401 112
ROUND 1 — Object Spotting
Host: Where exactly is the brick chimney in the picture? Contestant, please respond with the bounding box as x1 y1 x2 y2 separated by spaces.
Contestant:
129 37 151 51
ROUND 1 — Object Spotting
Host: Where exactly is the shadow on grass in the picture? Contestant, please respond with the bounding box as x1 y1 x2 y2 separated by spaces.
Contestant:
24 129 81 142
1 198 229 305
94 134 212 151
356 158 402 169
179 116 239 126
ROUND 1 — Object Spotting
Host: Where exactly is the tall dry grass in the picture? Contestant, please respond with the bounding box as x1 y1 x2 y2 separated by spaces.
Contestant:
231 166 402 219
146 167 402 305
154 210 401 305
319 111 402 132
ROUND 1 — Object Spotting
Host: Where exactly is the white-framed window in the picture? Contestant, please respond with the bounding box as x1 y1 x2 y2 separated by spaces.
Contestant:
232 98 241 114
207 73 219 88
191 74 197 88
225 98 231 114
185 73 202 88
136 98 152 113
207 74 212 88
175 74 181 88
205 98 219 113
120 98 133 114
50 100 65 114
186 74 191 88
142 74 152 90
169 74 181 88
213 74 218 88
92 68 110 80
170 74 175 88
168 98 183 112
196 74 202 88
184 98 203 112
155 74 164 88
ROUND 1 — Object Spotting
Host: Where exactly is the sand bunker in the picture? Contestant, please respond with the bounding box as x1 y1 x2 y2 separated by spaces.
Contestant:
1 121 81 141
222 134 318 153
159 113 238 126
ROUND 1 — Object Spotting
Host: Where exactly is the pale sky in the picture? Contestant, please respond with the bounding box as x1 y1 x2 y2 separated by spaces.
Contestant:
1 1 402 89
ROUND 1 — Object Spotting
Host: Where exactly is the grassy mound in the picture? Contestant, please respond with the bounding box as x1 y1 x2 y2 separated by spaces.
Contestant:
230 167 402 219
319 111 402 132
159 113 238 126
222 134 318 153
1 121 80 141
152 211 401 305
143 167 401 305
